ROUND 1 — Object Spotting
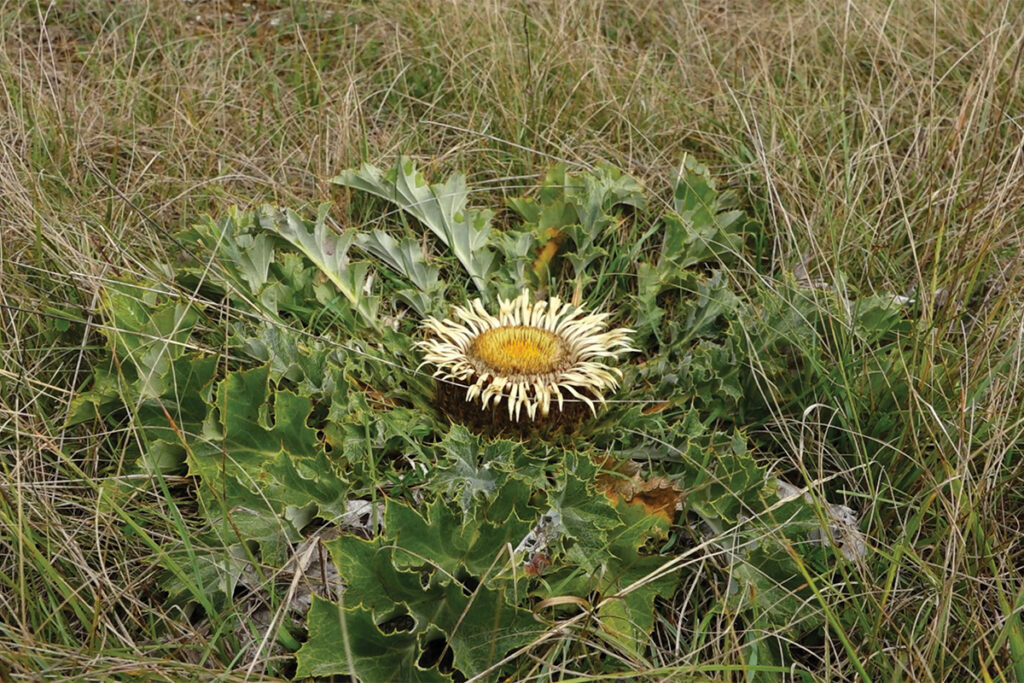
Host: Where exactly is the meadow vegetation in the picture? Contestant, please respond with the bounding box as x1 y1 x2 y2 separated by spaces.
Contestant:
1 1 1022 680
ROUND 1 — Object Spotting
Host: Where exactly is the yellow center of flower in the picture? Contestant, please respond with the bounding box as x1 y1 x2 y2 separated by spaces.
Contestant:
471 326 565 375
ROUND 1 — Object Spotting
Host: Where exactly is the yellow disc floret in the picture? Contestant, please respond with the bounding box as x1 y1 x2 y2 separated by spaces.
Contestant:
471 326 565 376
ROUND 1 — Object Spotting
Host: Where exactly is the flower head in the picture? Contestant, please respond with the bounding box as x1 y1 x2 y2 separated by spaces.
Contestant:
418 291 635 423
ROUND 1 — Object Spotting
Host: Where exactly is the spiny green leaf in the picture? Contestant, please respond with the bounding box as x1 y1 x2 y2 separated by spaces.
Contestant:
549 454 622 559
682 270 741 342
567 164 646 245
673 154 718 219
852 292 910 343
186 364 348 546
196 469 307 545
259 204 379 328
236 321 331 389
418 579 540 677
70 351 219 475
189 366 317 479
160 541 255 610
332 157 496 298
644 154 757 285
296 597 445 681
100 283 202 399
532 458 677 660
385 497 532 576
509 164 647 289
181 208 276 302
132 354 219 473
693 450 768 523
592 555 675 659
327 533 428 613
178 211 323 321
323 497 542 679
262 450 349 522
435 425 547 520
725 536 822 633
355 229 446 315
222 231 275 293
490 229 536 294
356 230 442 290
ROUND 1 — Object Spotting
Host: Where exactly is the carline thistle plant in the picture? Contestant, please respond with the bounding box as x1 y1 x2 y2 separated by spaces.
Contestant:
417 290 637 429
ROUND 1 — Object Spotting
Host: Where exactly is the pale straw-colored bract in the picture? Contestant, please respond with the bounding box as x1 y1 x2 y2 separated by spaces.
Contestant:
417 290 636 421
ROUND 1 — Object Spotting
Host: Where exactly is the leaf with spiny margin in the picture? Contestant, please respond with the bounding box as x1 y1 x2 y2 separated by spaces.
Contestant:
672 154 718 219
548 453 622 570
566 164 646 245
262 449 348 522
355 229 445 315
70 351 219 475
385 498 532 576
589 163 648 212
509 164 647 286
659 211 746 272
852 292 911 343
187 364 348 546
159 541 255 611
633 275 747 408
595 494 676 658
219 226 275 293
196 469 307 546
176 210 329 323
434 426 547 521
419 578 540 677
681 270 742 343
181 207 275 298
435 459 535 527
258 203 379 328
684 479 827 633
260 250 318 316
658 154 754 274
133 354 219 473
66 362 123 428
72 285 215 473
318 498 542 679
321 371 434 486
592 555 674 660
327 532 428 613
535 457 677 659
679 340 744 420
435 445 499 510
296 597 445 682
686 449 767 524
519 163 646 219
727 535 822 633
490 229 536 295
236 321 331 390
188 366 315 480
99 283 202 399
506 194 575 233
332 157 496 298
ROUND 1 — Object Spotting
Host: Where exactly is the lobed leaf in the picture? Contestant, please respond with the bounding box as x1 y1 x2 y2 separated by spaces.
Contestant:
297 597 441 681
187 365 349 547
332 157 497 298
318 495 541 680
258 204 380 328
